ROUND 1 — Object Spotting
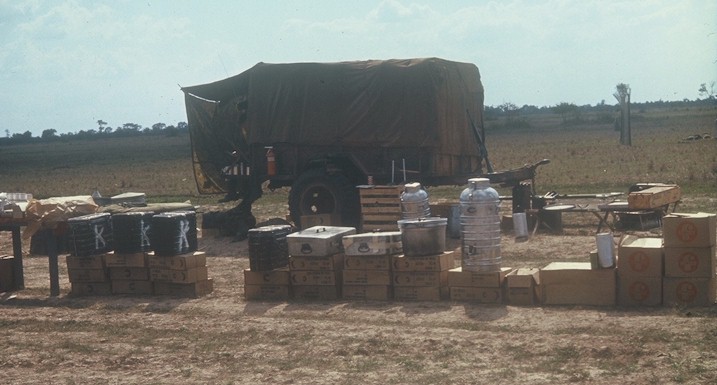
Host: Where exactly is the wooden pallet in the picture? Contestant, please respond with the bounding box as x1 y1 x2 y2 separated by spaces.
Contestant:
358 185 402 232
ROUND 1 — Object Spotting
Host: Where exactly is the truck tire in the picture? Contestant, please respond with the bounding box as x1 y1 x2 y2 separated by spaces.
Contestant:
289 169 360 230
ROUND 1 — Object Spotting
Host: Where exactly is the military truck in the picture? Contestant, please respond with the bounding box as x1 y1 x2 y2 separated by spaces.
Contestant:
182 57 487 230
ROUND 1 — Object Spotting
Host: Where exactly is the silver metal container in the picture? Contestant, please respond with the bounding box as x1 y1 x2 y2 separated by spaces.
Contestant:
400 182 431 220
342 231 402 256
397 217 447 257
287 225 356 257
460 178 501 272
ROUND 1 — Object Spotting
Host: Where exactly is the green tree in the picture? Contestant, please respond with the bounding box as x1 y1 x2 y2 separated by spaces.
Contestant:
41 128 58 139
552 102 579 124
699 82 715 101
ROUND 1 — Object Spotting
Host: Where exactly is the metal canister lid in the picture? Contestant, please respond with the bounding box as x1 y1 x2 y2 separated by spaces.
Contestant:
397 217 447 228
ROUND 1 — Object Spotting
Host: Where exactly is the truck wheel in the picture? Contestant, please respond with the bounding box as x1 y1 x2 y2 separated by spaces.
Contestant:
289 169 360 229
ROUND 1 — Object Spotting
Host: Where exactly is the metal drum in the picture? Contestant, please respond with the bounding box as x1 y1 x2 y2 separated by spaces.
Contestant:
150 211 198 256
460 178 501 272
400 182 431 220
247 224 292 271
397 217 446 257
112 212 154 254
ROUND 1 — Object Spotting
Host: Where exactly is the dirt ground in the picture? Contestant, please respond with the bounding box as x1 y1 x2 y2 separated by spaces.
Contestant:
1 202 716 385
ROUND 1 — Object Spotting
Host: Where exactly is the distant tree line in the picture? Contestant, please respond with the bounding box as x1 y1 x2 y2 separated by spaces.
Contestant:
1 121 189 145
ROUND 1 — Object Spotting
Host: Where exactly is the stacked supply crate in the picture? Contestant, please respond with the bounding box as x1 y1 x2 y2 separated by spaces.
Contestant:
287 226 355 300
341 231 402 301
448 265 512 303
149 211 212 297
244 224 293 301
662 213 717 307
109 212 154 295
393 250 455 301
358 185 402 232
66 213 114 296
617 235 664 306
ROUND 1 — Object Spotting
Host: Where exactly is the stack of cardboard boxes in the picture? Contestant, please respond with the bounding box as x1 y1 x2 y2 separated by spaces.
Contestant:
662 213 716 307
617 236 663 306
107 251 152 295
341 232 401 301
393 250 454 301
67 253 112 296
243 225 293 301
150 251 213 297
448 265 511 303
287 226 355 301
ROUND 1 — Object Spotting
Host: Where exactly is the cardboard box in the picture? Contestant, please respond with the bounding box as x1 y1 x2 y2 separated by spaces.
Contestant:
244 284 291 301
447 267 512 288
393 286 448 301
663 277 716 307
627 185 681 210
70 282 112 296
342 269 391 285
147 251 206 270
662 212 716 247
105 252 147 268
243 268 290 285
663 246 716 278
66 254 105 269
618 275 662 307
292 285 341 300
154 279 214 297
617 236 663 277
290 270 339 286
150 266 208 283
109 267 150 281
393 271 448 287
0 255 15 292
67 268 108 283
342 285 392 301
289 254 344 271
111 280 154 295
450 286 503 303
540 262 616 306
506 268 540 306
392 251 455 272
344 254 393 270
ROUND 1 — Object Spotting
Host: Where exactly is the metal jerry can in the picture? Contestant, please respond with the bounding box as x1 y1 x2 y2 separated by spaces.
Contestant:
286 226 356 257
341 231 402 256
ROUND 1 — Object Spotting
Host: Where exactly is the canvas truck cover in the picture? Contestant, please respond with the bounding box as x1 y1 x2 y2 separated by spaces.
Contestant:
182 57 484 193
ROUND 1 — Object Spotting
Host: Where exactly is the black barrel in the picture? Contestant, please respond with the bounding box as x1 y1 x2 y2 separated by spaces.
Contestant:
112 212 154 254
247 225 292 271
150 211 198 256
67 213 114 256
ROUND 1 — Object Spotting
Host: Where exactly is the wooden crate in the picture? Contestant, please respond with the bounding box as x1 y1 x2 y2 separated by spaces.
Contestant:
627 185 681 210
359 185 402 232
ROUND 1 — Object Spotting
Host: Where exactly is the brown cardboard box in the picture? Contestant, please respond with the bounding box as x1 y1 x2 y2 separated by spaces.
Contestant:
289 254 344 271
662 212 716 247
66 254 105 269
343 254 393 270
392 251 455 272
342 269 391 285
293 285 341 300
342 285 392 301
154 279 214 297
447 267 512 288
67 268 108 283
0 255 15 292
393 286 448 301
393 271 448 287
617 236 663 277
105 252 148 268
540 262 616 306
627 185 681 209
663 246 716 278
111 280 154 295
663 277 716 307
290 270 339 286
150 266 208 283
450 286 503 303
506 268 540 306
70 282 112 296
244 284 291 301
243 268 290 285
147 251 206 270
109 267 150 281
618 275 662 307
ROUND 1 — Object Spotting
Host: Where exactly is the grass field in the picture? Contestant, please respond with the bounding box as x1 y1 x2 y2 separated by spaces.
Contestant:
1 105 717 384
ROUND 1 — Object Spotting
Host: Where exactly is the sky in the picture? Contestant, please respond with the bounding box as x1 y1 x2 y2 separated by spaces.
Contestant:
1 0 715 136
